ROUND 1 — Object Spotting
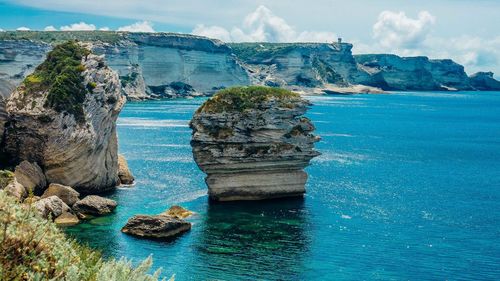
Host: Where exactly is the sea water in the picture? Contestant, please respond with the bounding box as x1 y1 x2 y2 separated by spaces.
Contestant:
66 91 500 280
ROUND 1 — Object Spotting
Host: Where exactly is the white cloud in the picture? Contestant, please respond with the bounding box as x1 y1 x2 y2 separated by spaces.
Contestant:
60 22 96 31
117 21 155 32
16 27 31 31
0 28 4 32
192 5 337 43
373 11 435 49
44 25 57 31
99 27 110 31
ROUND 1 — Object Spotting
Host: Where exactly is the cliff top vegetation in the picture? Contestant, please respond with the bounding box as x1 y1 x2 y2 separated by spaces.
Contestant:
21 40 90 123
197 86 300 113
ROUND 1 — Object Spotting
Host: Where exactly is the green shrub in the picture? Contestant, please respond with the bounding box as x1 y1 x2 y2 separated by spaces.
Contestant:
0 170 14 189
21 40 90 124
0 191 169 280
197 86 300 113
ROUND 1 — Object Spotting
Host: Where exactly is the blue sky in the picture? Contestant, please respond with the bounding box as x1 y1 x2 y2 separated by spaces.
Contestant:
1 0 499 76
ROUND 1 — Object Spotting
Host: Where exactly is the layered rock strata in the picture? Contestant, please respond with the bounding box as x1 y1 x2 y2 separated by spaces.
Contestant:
190 86 320 201
4 41 125 193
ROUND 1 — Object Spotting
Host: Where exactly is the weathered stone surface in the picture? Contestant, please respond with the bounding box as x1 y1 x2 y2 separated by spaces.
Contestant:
4 179 27 201
4 43 125 194
121 214 191 240
54 211 80 226
34 195 70 219
469 72 500 91
72 195 117 216
161 205 194 219
117 154 135 185
190 87 320 201
14 161 47 194
41 183 80 206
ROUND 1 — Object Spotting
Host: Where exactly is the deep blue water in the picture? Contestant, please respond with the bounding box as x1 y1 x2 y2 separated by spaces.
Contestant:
66 91 500 280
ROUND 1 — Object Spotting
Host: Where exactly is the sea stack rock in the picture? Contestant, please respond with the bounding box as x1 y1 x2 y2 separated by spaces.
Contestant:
4 41 125 194
190 86 320 201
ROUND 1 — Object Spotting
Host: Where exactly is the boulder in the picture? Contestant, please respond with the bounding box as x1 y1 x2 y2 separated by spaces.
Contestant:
41 183 80 206
4 179 27 201
34 196 70 219
14 161 47 195
161 205 194 219
72 195 117 216
54 211 80 226
117 154 135 185
4 41 125 194
190 86 320 201
121 215 191 240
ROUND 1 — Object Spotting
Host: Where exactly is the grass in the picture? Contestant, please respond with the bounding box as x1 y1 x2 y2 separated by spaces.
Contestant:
21 40 90 123
0 190 169 280
197 86 300 114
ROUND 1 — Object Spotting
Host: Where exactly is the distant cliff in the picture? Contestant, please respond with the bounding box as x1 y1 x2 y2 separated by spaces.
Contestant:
1 31 499 100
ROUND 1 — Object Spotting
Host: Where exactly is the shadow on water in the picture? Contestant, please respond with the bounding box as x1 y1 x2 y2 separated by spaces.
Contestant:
189 197 312 280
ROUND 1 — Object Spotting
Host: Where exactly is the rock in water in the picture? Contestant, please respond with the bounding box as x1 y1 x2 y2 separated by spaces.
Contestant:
117 154 135 185
469 72 500 91
190 86 320 201
122 215 191 240
54 211 80 226
4 41 125 194
161 205 194 219
72 195 117 216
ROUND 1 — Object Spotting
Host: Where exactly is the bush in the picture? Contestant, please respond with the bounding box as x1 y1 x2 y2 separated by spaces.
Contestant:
197 86 300 113
0 191 170 280
22 40 90 124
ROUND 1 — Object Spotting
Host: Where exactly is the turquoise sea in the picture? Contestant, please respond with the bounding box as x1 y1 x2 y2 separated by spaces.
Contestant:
67 91 500 280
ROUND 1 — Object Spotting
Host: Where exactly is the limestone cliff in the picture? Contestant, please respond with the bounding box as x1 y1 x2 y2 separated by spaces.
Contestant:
354 54 473 91
469 72 500 91
190 86 320 201
4 41 125 194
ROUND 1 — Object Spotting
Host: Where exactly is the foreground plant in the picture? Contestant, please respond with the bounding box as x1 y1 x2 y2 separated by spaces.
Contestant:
0 190 170 280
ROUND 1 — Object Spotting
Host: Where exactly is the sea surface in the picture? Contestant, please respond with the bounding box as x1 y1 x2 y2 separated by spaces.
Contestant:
66 91 500 280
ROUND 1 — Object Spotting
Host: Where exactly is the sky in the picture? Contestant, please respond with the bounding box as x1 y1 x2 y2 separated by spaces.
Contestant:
1 0 499 76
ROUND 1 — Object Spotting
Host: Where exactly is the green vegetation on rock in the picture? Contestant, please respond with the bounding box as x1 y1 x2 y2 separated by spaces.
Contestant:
0 190 168 280
0 170 14 189
22 40 90 123
0 31 124 44
197 86 300 113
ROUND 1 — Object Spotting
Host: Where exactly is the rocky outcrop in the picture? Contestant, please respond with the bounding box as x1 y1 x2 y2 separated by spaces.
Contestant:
41 183 80 206
353 54 473 91
4 41 125 194
72 195 117 216
4 179 26 201
117 154 135 185
190 86 320 201
14 161 47 194
122 214 191 240
469 72 500 91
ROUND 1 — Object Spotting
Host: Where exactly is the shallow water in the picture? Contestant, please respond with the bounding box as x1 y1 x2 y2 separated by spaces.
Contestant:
66 91 500 280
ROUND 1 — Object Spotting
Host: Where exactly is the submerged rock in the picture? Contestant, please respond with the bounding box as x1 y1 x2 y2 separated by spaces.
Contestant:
41 183 80 206
122 214 191 240
54 211 80 226
117 154 135 185
4 41 125 194
161 205 194 219
72 195 117 216
14 161 47 194
190 86 320 201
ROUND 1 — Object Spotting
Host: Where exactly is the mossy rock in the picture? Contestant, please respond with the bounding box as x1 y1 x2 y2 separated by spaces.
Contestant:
21 40 90 123
197 86 300 114
0 170 14 189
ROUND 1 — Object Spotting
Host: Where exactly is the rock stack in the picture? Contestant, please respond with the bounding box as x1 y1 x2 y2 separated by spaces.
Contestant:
190 86 320 201
4 41 126 194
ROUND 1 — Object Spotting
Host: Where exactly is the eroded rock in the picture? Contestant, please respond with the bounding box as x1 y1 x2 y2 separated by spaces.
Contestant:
34 195 70 219
54 211 80 226
72 195 117 216
4 179 27 201
190 86 320 201
14 161 47 195
41 183 80 206
121 215 191 240
161 205 194 219
117 154 135 185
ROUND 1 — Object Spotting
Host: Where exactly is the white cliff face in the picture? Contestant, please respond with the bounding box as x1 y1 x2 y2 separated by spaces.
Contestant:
190 88 320 201
5 44 125 194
